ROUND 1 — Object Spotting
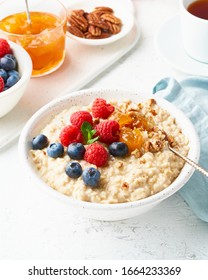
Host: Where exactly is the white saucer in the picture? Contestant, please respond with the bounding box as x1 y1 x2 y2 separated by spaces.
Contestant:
155 15 208 77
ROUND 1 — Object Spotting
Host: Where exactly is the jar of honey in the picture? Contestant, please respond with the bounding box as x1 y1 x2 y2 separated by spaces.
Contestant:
0 0 67 77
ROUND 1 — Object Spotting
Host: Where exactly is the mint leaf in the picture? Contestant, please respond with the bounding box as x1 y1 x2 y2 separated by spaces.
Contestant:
81 121 99 144
81 121 92 141
91 129 96 136
87 136 100 144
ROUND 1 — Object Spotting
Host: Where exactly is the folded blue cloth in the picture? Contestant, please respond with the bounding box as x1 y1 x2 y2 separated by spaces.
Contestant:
153 77 208 222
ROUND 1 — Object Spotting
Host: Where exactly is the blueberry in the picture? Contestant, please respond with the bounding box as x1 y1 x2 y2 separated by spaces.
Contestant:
8 70 20 78
0 69 8 82
67 142 86 160
108 142 129 157
47 142 64 158
0 56 16 71
82 167 100 187
32 134 48 150
4 54 17 65
6 72 20 88
65 162 83 178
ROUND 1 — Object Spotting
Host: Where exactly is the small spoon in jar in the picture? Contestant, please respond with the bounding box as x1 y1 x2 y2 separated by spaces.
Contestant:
25 0 32 25
168 145 208 178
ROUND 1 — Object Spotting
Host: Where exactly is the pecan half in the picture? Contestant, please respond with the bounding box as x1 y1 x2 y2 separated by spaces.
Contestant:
99 32 111 39
107 22 121 34
100 13 122 24
70 9 85 17
88 25 102 37
68 14 88 32
87 13 110 30
67 25 84 38
94 6 114 13
86 12 100 24
84 32 97 39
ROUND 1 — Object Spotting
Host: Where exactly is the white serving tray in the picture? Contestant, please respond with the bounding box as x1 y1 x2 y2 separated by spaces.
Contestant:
0 0 140 150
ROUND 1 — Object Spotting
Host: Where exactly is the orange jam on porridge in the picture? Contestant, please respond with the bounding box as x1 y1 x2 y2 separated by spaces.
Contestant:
114 112 152 152
0 12 67 76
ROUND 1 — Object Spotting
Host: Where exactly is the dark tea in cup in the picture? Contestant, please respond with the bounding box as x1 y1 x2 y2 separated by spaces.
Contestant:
187 0 208 20
180 0 208 63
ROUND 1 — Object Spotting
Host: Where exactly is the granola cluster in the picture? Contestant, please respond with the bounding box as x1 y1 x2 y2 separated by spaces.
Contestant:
67 6 122 39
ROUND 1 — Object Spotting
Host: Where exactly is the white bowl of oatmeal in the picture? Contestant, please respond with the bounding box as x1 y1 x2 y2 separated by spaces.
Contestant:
18 89 200 221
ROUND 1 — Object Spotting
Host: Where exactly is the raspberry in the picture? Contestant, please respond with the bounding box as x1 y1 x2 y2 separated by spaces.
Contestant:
84 143 108 167
59 125 83 146
70 111 93 128
95 120 120 144
0 39 11 58
92 98 114 119
0 76 4 92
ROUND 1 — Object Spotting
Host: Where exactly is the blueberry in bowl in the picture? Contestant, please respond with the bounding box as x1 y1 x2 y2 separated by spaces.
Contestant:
47 142 65 158
67 143 86 160
0 39 32 118
65 162 83 179
108 142 128 157
82 167 101 188
32 134 49 150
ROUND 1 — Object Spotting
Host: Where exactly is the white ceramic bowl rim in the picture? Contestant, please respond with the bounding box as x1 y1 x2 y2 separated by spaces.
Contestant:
18 88 200 211
0 40 32 98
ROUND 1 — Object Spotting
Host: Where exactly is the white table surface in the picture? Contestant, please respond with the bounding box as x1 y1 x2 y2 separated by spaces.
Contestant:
0 0 208 260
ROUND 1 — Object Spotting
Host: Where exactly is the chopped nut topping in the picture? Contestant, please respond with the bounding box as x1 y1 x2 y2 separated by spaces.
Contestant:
131 149 142 158
150 109 157 116
122 182 129 189
115 161 123 168
139 158 146 164
147 99 156 106
143 139 164 153
167 135 177 147
93 118 100 125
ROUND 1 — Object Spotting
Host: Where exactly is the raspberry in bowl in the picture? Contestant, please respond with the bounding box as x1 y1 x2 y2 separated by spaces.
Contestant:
0 39 32 118
18 89 199 221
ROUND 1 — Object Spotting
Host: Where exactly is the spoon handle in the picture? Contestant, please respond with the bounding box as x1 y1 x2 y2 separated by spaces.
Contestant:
169 146 208 178
25 0 31 25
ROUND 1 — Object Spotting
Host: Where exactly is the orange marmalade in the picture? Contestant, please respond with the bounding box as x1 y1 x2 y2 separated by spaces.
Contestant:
0 12 67 76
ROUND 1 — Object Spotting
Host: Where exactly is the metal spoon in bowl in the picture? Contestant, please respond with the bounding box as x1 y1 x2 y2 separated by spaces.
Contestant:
168 145 208 178
25 0 32 25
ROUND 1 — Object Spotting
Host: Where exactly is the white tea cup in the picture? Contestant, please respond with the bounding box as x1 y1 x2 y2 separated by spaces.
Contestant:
180 0 208 63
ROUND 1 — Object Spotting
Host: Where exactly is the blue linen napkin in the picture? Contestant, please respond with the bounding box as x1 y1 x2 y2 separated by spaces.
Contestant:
153 77 208 222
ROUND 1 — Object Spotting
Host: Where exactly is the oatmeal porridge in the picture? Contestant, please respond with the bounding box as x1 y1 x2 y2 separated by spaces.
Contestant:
30 98 189 204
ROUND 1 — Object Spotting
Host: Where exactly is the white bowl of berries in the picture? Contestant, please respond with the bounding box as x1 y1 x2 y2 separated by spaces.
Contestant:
0 39 32 118
18 88 199 221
